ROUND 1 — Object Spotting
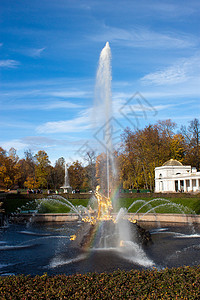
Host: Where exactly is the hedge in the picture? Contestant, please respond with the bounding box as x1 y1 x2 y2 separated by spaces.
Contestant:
0 266 200 299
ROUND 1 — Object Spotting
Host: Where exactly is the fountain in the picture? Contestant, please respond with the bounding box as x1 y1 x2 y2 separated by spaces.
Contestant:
1 43 200 276
60 164 72 193
64 42 153 258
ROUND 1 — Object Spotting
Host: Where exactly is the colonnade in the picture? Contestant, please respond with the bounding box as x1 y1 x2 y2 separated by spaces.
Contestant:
176 178 200 192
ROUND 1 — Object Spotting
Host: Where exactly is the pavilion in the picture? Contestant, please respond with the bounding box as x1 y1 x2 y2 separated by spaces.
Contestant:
155 159 200 193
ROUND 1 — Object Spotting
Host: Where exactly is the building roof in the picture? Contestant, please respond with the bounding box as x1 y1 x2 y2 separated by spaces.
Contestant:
162 159 183 166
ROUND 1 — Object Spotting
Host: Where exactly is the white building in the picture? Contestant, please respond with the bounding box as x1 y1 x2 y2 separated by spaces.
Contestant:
155 159 200 193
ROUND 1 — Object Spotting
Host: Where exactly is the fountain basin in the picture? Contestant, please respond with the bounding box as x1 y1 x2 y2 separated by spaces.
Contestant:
1 221 200 276
10 213 200 224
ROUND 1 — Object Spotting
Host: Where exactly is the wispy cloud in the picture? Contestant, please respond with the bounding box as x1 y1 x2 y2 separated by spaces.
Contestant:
36 94 174 135
142 65 187 85
1 139 29 151
90 25 196 49
0 121 34 129
1 137 60 153
26 47 46 57
0 59 20 68
141 54 200 85
0 100 82 111
1 136 84 152
48 90 91 98
45 100 82 109
37 110 91 134
144 2 198 18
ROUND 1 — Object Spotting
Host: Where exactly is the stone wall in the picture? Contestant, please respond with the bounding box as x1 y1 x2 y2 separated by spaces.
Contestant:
16 213 200 224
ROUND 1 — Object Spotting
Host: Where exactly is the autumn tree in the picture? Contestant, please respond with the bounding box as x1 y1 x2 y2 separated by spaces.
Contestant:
47 157 65 190
181 118 200 170
83 150 97 191
34 150 50 188
169 134 186 162
0 147 8 188
17 150 36 188
68 161 85 190
119 128 143 189
0 147 21 189
119 120 179 190
24 176 40 190
95 152 118 194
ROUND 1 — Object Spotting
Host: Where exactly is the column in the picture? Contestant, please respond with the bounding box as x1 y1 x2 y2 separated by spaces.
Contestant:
196 179 199 192
184 180 187 192
189 179 192 192
178 180 181 192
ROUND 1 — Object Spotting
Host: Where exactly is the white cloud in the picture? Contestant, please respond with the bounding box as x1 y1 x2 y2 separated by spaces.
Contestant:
141 54 200 85
90 25 196 49
44 100 82 109
0 120 34 129
36 94 175 135
142 65 187 85
0 100 82 110
37 112 91 133
1 139 29 151
1 136 75 154
48 90 91 98
0 59 20 68
19 47 46 58
30 47 46 57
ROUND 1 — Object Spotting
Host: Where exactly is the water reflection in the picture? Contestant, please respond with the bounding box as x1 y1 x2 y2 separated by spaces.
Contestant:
0 222 200 276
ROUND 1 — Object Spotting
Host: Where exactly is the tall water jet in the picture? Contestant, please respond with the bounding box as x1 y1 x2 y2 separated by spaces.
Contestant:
60 164 72 193
13 42 153 269
94 42 116 198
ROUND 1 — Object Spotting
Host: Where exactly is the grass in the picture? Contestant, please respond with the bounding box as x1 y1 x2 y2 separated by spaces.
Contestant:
38 199 90 213
2 193 200 214
116 196 200 214
0 267 200 299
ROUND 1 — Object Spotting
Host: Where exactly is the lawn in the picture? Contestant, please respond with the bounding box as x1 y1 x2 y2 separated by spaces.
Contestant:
1 193 200 214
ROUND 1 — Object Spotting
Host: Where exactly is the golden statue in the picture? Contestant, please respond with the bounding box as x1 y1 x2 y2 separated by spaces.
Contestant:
95 185 113 220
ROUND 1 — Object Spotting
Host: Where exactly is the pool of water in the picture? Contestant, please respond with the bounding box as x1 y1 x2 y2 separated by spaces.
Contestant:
1 221 200 276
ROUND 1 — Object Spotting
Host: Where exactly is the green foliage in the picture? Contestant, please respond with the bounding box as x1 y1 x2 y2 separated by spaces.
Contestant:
118 197 200 214
0 267 200 299
38 202 70 213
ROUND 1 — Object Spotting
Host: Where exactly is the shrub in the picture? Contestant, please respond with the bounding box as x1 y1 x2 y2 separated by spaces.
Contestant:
0 266 200 299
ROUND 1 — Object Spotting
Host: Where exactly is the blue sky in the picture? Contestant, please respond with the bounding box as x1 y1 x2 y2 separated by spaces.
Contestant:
1 0 200 165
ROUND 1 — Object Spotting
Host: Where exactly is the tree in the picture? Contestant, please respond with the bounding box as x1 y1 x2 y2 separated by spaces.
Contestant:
68 161 85 190
34 150 50 188
169 134 186 162
95 152 118 194
8 147 19 163
181 118 200 170
24 176 40 189
84 150 97 191
52 157 65 190
119 120 178 190
0 147 21 189
17 150 36 188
